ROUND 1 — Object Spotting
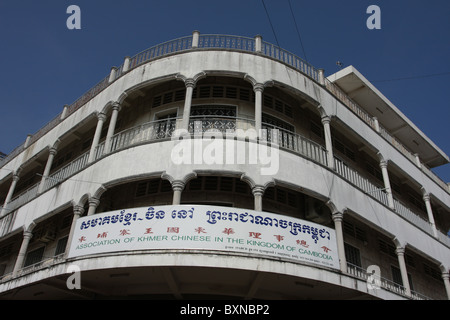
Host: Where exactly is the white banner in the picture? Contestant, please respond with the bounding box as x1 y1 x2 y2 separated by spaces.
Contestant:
68 205 339 269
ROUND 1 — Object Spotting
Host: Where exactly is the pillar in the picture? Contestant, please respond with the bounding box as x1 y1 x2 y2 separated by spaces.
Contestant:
109 67 117 83
103 103 121 155
1 173 20 217
181 79 196 131
122 56 131 73
64 205 85 257
378 156 394 209
395 246 411 297
414 153 422 168
172 180 185 205
253 83 264 138
332 212 347 273
252 186 265 211
60 105 69 120
192 30 200 48
12 230 33 275
321 115 334 169
24 135 32 148
87 198 100 216
422 192 438 238
88 112 106 162
318 69 325 86
372 117 380 133
38 147 58 193
254 35 262 53
442 271 450 300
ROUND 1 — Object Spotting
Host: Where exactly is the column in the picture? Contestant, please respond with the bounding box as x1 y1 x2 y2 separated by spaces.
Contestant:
38 147 58 193
442 271 450 300
192 30 200 48
395 246 411 297
372 117 380 133
378 157 394 209
12 230 33 275
253 83 264 138
332 212 347 273
122 56 131 73
109 67 117 83
321 115 334 169
252 186 265 211
422 192 438 238
64 205 85 257
88 112 106 162
254 35 262 53
103 103 121 155
172 180 185 205
181 79 196 131
1 173 20 217
318 69 325 86
87 198 100 216
414 153 422 168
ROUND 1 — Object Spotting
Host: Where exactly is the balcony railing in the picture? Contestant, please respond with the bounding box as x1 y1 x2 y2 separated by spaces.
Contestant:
346 263 432 300
334 156 389 206
2 117 448 248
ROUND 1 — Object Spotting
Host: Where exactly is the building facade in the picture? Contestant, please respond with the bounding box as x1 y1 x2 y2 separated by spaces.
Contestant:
0 32 449 300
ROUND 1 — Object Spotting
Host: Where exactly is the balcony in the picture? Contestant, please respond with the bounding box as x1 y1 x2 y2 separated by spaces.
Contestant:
1 117 449 248
346 263 432 300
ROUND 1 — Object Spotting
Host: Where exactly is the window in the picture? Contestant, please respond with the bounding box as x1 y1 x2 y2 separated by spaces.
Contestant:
190 105 236 117
262 93 293 118
343 221 367 242
391 265 403 287
310 120 324 138
55 236 68 256
262 113 294 132
423 263 442 281
185 177 250 195
189 106 237 134
0 243 13 259
24 247 45 267
333 138 356 162
135 180 172 198
378 239 397 258
391 266 414 291
262 187 301 208
344 243 361 267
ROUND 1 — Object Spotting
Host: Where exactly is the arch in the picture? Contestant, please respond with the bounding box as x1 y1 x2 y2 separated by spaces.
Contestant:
325 199 340 215
51 138 61 151
243 74 274 90
24 221 36 233
100 100 117 115
77 193 91 208
175 71 207 86
101 171 166 191
317 105 328 118
392 236 407 249
92 185 108 200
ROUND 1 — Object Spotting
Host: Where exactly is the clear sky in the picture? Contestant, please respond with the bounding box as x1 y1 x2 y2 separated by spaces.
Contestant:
0 0 449 182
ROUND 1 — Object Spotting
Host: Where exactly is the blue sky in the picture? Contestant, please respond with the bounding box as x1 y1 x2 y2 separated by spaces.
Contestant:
0 0 449 182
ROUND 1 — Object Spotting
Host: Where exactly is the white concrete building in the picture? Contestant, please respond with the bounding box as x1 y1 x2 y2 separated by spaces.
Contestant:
0 32 449 300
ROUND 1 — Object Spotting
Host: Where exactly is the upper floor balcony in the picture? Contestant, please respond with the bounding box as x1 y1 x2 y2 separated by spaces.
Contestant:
0 32 448 197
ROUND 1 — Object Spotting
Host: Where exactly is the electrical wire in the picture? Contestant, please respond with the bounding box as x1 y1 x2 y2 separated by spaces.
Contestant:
288 0 308 62
261 0 281 47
